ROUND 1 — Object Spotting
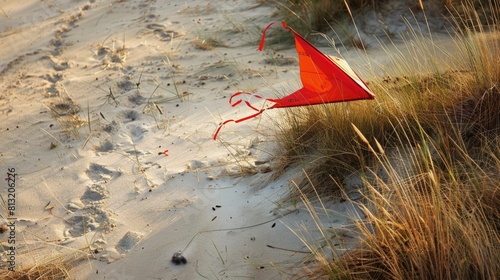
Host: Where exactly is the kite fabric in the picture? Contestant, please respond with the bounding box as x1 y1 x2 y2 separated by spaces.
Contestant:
213 21 375 140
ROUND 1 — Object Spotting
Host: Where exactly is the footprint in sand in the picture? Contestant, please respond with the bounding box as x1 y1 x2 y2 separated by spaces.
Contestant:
128 94 145 106
42 81 63 98
96 140 116 153
116 79 137 92
38 71 67 99
43 72 64 83
115 231 143 254
102 120 119 134
129 125 148 142
65 184 114 238
121 109 141 122
65 215 96 237
50 21 75 56
86 163 118 183
44 55 72 71
53 60 71 71
48 98 81 116
0 51 40 80
95 44 128 69
0 104 13 115
145 23 183 41
49 33 65 56
65 208 114 237
81 183 110 204
98 231 143 263
143 13 158 23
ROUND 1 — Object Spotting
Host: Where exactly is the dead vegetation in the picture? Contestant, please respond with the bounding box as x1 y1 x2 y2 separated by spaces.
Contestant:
273 0 500 279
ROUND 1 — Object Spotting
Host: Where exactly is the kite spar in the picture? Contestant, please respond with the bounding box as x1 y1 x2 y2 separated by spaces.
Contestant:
213 21 375 140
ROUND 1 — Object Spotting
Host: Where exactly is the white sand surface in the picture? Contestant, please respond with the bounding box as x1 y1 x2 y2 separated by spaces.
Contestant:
0 0 453 279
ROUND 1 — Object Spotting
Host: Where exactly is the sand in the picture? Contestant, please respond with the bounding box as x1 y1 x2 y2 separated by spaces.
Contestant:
0 0 453 279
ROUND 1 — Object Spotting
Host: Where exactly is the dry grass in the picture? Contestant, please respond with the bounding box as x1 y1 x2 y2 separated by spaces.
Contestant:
0 247 88 280
275 0 499 198
1 262 72 279
269 0 494 46
273 0 500 279
307 126 500 280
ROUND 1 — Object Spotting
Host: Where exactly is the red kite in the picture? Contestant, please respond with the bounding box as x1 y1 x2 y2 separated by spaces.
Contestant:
213 21 375 140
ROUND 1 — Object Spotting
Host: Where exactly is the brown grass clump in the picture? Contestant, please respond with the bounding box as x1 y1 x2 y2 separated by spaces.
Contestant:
275 0 499 199
312 128 500 279
0 249 87 280
1 263 71 279
273 0 495 35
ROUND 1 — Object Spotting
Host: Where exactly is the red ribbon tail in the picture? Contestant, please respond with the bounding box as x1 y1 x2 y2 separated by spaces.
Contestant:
213 119 234 140
258 21 290 51
228 91 268 111
213 110 266 140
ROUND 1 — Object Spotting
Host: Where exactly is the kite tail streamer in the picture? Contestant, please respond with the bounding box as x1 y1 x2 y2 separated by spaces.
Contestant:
213 22 288 140
213 110 265 140
213 92 277 140
228 91 268 112
258 21 289 51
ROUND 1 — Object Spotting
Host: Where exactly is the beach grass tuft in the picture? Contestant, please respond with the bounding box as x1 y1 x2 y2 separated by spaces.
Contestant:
273 0 500 278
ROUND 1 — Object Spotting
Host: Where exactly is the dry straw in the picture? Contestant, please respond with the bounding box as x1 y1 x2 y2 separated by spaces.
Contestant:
271 0 499 278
